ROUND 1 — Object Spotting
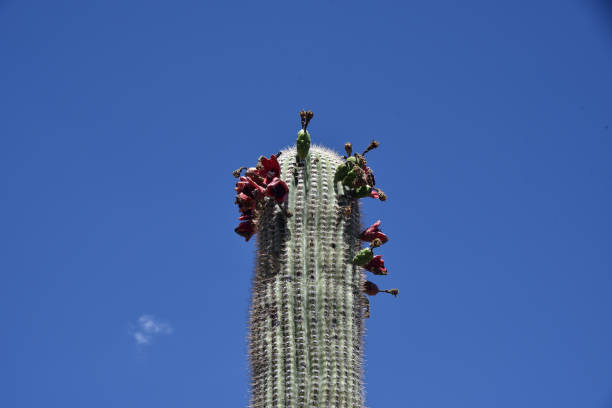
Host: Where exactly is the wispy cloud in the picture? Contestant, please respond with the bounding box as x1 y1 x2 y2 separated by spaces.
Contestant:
131 314 173 345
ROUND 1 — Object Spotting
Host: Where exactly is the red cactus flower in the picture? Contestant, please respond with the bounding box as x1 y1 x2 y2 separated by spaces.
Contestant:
364 255 387 275
363 281 380 296
235 220 256 241
265 177 289 203
238 209 255 220
246 176 267 195
245 167 265 186
236 176 266 200
235 192 256 211
235 177 252 194
360 220 388 244
257 155 281 184
235 177 249 193
369 188 380 199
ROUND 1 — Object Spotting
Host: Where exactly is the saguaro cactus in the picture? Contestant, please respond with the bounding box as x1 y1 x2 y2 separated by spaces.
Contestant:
233 110 397 408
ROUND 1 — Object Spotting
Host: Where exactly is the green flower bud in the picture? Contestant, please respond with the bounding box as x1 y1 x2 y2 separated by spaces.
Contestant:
353 185 372 198
334 163 349 184
352 247 374 266
296 129 311 161
346 156 358 166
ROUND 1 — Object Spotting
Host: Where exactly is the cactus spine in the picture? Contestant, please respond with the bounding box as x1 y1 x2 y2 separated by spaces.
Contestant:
250 146 364 408
233 111 396 408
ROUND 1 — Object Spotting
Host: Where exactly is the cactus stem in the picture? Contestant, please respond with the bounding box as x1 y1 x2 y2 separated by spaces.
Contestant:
248 146 367 407
242 137 397 407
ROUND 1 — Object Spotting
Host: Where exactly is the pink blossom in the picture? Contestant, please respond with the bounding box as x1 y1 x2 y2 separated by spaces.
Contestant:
360 220 388 244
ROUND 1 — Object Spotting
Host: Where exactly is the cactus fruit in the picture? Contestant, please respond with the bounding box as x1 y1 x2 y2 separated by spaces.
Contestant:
296 109 314 162
232 111 397 408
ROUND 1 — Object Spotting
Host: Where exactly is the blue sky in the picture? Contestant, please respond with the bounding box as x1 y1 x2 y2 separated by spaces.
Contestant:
1 1 611 407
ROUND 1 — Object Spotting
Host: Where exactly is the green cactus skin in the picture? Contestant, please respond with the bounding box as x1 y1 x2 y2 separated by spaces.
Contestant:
249 145 366 408
333 163 349 184
296 129 311 161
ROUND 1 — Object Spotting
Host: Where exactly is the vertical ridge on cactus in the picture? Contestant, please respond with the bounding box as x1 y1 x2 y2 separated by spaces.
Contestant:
249 145 365 408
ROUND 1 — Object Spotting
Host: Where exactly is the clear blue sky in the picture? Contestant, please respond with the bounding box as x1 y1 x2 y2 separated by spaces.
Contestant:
2 1 611 407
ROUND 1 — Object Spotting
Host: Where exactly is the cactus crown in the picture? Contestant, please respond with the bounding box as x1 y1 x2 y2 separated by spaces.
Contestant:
232 111 397 407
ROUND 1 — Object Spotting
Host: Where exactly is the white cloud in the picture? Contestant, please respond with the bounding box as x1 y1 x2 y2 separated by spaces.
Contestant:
131 314 173 345
133 331 150 345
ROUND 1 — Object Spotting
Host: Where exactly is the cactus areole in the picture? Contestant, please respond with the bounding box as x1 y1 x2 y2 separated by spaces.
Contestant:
232 110 397 408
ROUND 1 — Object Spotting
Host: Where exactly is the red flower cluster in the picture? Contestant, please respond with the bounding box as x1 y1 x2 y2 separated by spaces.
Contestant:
336 141 395 314
233 155 289 241
359 219 396 309
359 221 389 275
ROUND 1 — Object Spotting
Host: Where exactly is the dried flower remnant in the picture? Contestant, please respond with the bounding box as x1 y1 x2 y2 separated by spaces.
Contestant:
362 140 380 155
363 281 398 297
369 238 383 248
344 142 353 157
232 166 247 178
299 109 314 130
